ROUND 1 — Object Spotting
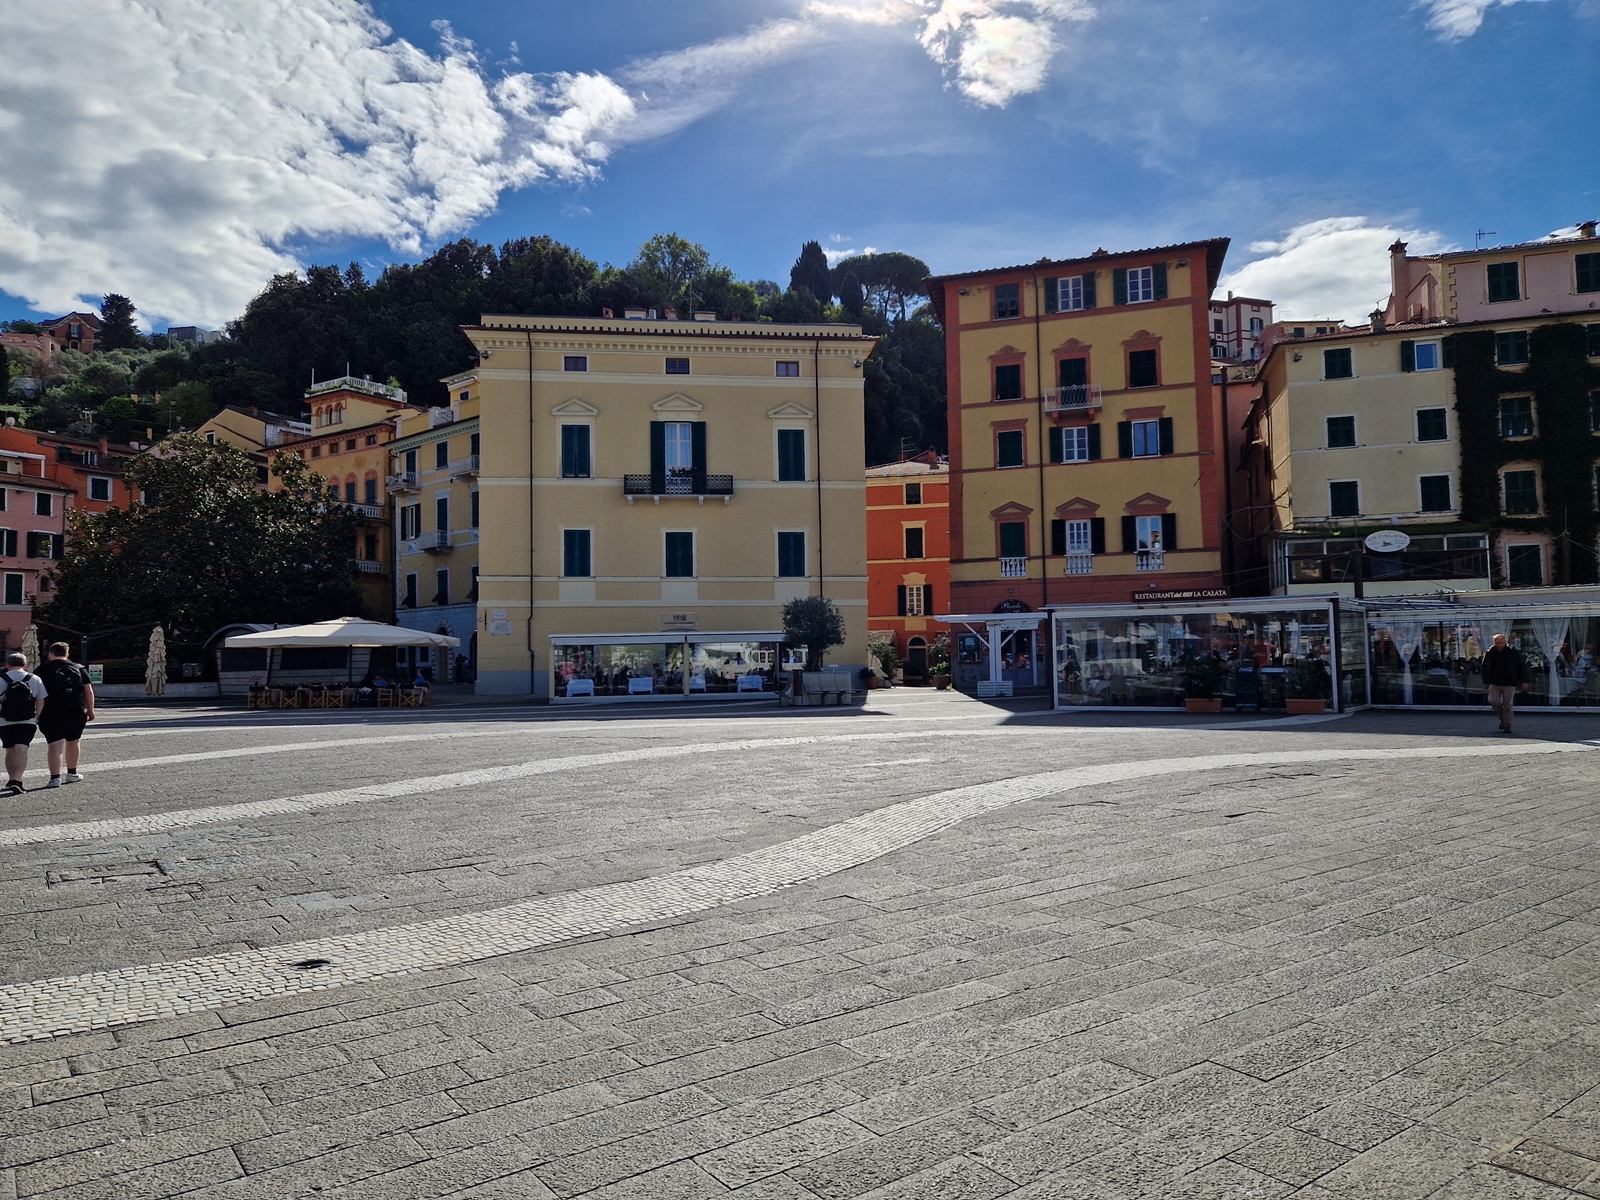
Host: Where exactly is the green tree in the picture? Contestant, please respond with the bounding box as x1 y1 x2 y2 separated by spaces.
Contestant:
629 233 713 314
789 241 833 308
99 294 141 350
781 595 846 669
39 433 364 643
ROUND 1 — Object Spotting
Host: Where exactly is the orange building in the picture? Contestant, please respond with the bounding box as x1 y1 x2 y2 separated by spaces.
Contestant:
866 457 950 681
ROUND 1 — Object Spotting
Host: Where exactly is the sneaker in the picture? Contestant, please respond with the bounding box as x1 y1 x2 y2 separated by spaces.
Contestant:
44 776 61 789
4 781 23 796
63 772 82 784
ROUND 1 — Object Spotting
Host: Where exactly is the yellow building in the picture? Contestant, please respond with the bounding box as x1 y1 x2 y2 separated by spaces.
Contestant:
195 405 311 455
388 378 481 680
458 314 875 699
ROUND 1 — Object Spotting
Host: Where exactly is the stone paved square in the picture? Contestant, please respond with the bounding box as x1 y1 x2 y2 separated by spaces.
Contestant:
3 690 1600 1198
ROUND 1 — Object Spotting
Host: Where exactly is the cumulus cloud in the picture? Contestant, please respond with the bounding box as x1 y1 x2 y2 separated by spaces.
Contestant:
1416 0 1550 40
916 0 1096 106
1217 217 1451 323
0 0 634 326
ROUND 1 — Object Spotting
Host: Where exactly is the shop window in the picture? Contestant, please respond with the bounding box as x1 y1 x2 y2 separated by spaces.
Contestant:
1416 408 1448 442
1329 480 1360 518
994 363 1022 401
1500 396 1534 438
563 529 592 578
1503 469 1539 514
1419 475 1452 512
1326 416 1356 448
664 531 694 577
996 429 1024 468
1486 261 1520 303
904 526 924 559
1506 544 1543 586
904 482 921 505
560 425 591 477
1495 331 1530 365
1323 348 1353 379
777 531 806 578
993 283 1020 320
777 429 806 481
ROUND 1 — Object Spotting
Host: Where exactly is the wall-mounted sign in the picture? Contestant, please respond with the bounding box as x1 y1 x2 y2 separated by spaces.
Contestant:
662 612 698 630
488 620 512 636
1136 588 1231 602
1363 530 1411 554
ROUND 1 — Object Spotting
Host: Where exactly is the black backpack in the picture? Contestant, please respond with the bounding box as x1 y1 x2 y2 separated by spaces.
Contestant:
2 673 36 723
42 660 86 707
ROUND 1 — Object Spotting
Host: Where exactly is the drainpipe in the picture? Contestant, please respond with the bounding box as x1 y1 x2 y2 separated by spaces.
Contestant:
814 336 824 600
526 329 536 695
1030 267 1049 611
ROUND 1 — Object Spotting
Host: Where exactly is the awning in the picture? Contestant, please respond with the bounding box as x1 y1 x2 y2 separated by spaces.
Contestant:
549 630 786 647
224 618 460 649
937 613 1044 632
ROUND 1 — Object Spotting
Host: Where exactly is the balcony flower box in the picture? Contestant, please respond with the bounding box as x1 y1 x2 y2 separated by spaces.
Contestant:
1184 698 1222 714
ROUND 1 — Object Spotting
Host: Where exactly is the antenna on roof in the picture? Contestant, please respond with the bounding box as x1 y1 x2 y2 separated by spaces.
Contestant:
1475 229 1496 249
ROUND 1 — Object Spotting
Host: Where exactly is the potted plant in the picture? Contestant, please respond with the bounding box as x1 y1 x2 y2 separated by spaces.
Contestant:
859 666 879 690
1180 649 1225 713
872 640 900 688
929 634 952 690
1286 658 1331 714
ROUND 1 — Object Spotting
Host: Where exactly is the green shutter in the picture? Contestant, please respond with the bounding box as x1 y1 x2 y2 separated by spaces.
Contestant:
1152 262 1167 300
1158 417 1175 456
1441 335 1456 368
1090 517 1106 554
1400 340 1415 372
1117 421 1133 458
649 421 666 493
1112 268 1128 306
1121 515 1136 552
1087 423 1102 460
1051 519 1065 556
1043 277 1058 313
1048 426 1063 463
1161 512 1177 551
1082 272 1097 308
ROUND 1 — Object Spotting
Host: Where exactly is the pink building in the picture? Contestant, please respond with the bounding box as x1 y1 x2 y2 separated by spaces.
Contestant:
1385 221 1600 326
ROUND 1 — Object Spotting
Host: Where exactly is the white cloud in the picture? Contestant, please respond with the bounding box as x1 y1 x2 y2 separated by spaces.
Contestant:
1217 217 1451 322
1416 0 1550 40
0 0 633 327
916 0 1095 106
824 246 881 265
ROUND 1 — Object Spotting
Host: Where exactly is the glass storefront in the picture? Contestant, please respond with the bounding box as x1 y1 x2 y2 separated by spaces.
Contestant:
1054 603 1338 710
552 639 799 698
1366 607 1600 709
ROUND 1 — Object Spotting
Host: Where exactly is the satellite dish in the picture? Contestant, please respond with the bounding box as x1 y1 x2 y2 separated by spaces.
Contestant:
1364 530 1411 554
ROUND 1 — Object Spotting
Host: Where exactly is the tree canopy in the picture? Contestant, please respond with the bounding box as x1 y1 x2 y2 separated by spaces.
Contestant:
781 595 847 669
98 294 140 351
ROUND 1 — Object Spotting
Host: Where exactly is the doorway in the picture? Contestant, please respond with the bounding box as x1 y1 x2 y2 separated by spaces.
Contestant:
1001 629 1035 687
906 637 927 682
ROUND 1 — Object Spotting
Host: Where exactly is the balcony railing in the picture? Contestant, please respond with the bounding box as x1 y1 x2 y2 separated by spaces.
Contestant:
352 559 382 574
347 503 384 519
1286 548 1490 585
1044 384 1104 414
623 473 734 500
1065 553 1094 576
1137 549 1165 572
386 471 419 492
1000 556 1028 578
450 454 480 477
422 530 452 554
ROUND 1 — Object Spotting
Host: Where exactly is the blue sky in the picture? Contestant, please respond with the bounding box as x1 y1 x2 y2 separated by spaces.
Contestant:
2 0 1595 328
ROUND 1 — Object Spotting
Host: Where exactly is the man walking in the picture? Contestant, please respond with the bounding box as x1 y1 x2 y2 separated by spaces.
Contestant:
38 642 94 788
1483 632 1531 733
1 651 48 795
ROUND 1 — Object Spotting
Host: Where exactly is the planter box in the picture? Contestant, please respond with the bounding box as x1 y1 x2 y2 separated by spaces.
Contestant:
1184 697 1223 714
1285 698 1328 715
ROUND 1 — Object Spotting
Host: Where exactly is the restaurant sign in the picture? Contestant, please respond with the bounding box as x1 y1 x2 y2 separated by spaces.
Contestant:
1134 588 1231 602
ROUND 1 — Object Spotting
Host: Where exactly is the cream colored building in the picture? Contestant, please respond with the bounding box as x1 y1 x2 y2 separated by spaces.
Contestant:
460 314 875 698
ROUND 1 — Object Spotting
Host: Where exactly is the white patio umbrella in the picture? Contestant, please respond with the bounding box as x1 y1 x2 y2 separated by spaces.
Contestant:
224 618 460 685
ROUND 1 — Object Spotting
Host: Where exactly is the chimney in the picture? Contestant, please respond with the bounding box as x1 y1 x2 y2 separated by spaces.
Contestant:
1581 221 1598 240
1385 240 1411 325
1370 310 1386 333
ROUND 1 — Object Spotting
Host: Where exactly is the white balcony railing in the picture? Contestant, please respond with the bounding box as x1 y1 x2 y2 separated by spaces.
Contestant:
450 454 480 477
1065 553 1094 576
352 559 382 574
1000 556 1028 578
1044 384 1103 413
1137 549 1165 572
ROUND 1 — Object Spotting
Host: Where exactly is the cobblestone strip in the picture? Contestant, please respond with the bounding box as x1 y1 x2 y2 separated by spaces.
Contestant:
0 729 1030 849
3 739 1590 1044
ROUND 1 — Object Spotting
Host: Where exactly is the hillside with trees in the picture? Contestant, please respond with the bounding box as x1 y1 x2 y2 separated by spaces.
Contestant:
2 235 947 465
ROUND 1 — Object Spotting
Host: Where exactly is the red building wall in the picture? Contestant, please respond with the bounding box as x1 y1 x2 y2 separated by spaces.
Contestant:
866 464 951 678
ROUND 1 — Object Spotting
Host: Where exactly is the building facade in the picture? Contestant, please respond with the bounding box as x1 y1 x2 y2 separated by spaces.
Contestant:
865 457 950 680
195 406 312 456
1208 293 1274 362
461 313 875 698
39 312 101 354
0 429 82 652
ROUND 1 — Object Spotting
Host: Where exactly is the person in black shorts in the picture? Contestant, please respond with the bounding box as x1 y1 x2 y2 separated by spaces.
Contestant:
38 642 95 789
1 651 47 795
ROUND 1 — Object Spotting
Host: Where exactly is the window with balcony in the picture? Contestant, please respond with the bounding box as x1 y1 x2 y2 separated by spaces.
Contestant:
470 432 480 458
993 283 1020 320
1416 408 1449 442
1133 514 1166 570
1127 349 1159 389
1419 475 1452 513
664 531 695 577
996 429 1025 468
563 529 592 577
1326 415 1356 448
1495 331 1530 365
777 531 806 578
665 357 690 374
404 449 417 475
345 481 357 503
1486 261 1520 303
777 429 806 481
998 521 1027 575
435 496 449 531
904 482 921 505
994 362 1023 401
365 476 378 505
1055 517 1098 574
1507 544 1543 586
1323 347 1353 379
563 355 588 372
904 526 924 559
1503 469 1539 514
1500 396 1534 438
1329 480 1360 518
560 425 591 478
363 533 377 560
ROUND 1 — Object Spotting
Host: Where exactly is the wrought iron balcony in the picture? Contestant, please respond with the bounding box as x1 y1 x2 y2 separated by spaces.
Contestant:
450 454 479 478
1000 556 1028 578
422 530 452 554
386 471 419 492
1044 384 1104 414
623 473 734 504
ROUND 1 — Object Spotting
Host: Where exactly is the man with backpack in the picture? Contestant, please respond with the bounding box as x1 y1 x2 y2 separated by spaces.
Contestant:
38 642 94 788
1 651 48 796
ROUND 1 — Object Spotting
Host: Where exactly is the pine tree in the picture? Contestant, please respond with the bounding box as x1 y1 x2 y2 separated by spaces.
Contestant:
789 241 833 308
98 294 140 350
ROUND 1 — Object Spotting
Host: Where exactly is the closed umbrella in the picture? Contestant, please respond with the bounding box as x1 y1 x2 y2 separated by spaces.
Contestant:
20 624 40 670
146 627 167 697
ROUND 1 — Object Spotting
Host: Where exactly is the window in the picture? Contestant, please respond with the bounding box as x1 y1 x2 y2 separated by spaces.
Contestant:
1419 475 1452 512
404 572 418 608
1578 253 1600 294
560 425 591 478
904 583 925 616
1249 317 1263 334
562 529 592 577
345 481 357 503
366 434 378 447
1592 392 1600 432
1323 347 1353 379
904 482 922 505
2 574 20 606
1402 341 1440 372
434 569 449 606
435 441 449 470
1055 275 1084 311
996 429 1025 468
88 476 111 502
1590 325 1600 358
311 445 322 458
1061 518 1093 557
1128 419 1167 458
1328 480 1360 518
435 495 449 531
470 432 480 458
1135 515 1164 552
365 477 378 505
1059 357 1087 390
994 363 1023 401
1507 544 1543 586
563 355 588 372
1503 469 1539 514
994 283 1020 320
346 440 356 452
1486 262 1520 303
470 490 479 528
777 429 806 481
1213 318 1224 333
998 521 1027 558
1326 416 1356 448
1416 408 1449 441
25 532 60 560
776 361 800 377
1500 396 1534 438
664 422 694 472
363 533 377 560
206 432 216 444
34 493 51 517
1124 267 1154 304
664 531 694 577
665 357 690 375
1051 425 1091 463
777 531 806 578
401 503 421 539
404 449 417 475
1127 349 1158 389
1495 331 1529 365
904 526 924 559
0 491 6 512
0 530 14 556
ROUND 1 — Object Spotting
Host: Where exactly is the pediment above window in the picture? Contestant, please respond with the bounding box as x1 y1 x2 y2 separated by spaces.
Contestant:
550 398 599 416
1055 496 1100 517
652 393 704 413
1125 492 1171 514
989 499 1034 519
766 402 814 419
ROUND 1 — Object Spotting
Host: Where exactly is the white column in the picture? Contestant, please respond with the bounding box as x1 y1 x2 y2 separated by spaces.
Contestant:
988 624 1001 684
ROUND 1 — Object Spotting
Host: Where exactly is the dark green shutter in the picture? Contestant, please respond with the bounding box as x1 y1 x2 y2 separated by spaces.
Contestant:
1090 518 1106 554
691 421 707 481
1113 268 1128 306
1051 519 1066 556
1161 512 1177 551
649 421 666 492
1158 417 1175 456
1082 272 1096 308
1117 421 1133 458
1121 516 1136 552
51 534 64 559
923 584 934 613
1152 262 1167 300
896 586 907 616
1441 335 1456 368
1087 424 1102 460
1043 278 1057 313
1400 340 1415 372
1048 426 1063 463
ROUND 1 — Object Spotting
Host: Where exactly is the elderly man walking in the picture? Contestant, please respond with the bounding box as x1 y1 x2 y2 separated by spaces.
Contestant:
1483 632 1531 733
